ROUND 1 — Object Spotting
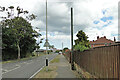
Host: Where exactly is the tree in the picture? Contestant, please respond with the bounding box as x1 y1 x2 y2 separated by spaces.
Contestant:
74 30 90 51
49 45 54 49
1 6 39 60
2 17 39 60
63 47 69 53
55 50 60 53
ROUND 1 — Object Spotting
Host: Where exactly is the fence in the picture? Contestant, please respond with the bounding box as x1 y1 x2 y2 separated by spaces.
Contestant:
64 44 120 78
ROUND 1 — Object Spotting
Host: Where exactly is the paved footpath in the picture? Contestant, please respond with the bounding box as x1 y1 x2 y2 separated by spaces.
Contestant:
56 55 76 78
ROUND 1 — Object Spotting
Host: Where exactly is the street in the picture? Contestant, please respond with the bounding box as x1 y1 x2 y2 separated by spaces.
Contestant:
2 54 57 78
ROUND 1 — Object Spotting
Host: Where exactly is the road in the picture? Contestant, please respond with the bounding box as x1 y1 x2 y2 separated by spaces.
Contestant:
2 54 57 79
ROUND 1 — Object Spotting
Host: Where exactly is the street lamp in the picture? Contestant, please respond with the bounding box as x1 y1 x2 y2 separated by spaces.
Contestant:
44 0 49 54
43 0 49 69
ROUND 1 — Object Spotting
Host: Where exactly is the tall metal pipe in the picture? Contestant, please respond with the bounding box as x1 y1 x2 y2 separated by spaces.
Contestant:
45 0 48 68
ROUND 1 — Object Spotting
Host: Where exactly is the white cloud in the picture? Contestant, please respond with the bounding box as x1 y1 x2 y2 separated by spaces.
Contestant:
73 0 119 42
0 0 119 49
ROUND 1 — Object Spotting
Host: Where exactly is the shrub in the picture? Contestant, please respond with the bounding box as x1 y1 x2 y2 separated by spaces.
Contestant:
74 42 89 52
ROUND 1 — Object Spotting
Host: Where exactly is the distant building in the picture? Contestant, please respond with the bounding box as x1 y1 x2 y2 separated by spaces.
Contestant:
36 49 45 53
52 48 57 52
89 36 116 48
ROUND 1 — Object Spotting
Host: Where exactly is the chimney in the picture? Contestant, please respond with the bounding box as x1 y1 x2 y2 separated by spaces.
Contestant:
97 36 99 39
104 36 106 38
114 37 116 42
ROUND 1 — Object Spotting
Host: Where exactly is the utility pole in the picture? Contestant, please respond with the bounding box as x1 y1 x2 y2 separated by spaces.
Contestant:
71 7 74 70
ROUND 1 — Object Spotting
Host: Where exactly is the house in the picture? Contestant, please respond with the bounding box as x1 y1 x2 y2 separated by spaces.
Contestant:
89 36 116 48
52 48 57 52
36 49 45 53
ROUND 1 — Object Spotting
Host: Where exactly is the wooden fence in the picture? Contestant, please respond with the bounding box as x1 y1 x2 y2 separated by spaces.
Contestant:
64 43 120 78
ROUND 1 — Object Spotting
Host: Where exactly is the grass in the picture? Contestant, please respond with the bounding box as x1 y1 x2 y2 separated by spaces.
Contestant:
34 66 57 78
34 55 60 78
2 52 45 64
50 55 60 63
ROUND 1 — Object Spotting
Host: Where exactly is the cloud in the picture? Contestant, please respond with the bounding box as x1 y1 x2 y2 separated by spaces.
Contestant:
93 21 100 24
0 0 119 49
39 31 71 49
100 16 113 22
102 9 107 15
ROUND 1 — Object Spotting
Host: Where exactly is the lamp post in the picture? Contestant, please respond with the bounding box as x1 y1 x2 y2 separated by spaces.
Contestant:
43 0 50 69
46 0 48 55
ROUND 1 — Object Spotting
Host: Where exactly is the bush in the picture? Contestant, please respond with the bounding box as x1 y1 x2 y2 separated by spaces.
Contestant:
74 42 89 52
55 50 60 53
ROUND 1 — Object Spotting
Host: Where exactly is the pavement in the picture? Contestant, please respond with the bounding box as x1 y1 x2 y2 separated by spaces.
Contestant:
55 55 76 78
2 54 57 79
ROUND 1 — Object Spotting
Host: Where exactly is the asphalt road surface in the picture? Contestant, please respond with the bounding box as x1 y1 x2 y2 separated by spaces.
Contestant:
2 54 57 79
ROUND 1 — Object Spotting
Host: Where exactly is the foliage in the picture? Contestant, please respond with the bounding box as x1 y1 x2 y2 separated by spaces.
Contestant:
2 17 40 60
74 30 90 51
0 6 36 20
1 6 40 60
64 49 70 54
63 47 69 52
74 42 89 51
55 50 60 53
47 50 53 53
49 45 54 49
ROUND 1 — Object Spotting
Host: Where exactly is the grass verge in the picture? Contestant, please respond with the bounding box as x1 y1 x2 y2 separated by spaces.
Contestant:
34 55 60 78
34 66 57 78
2 53 45 64
50 55 60 63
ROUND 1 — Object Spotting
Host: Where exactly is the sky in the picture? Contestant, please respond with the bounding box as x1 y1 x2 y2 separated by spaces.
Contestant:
0 0 119 49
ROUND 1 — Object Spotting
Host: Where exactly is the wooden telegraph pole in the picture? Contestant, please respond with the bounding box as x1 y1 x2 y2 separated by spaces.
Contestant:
71 7 74 70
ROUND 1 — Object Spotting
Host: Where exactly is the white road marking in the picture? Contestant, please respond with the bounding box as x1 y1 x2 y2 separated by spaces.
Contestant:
2 69 8 72
26 61 33 64
28 57 56 80
28 65 45 80
20 60 33 65
24 62 26 63
2 65 21 74
2 60 33 74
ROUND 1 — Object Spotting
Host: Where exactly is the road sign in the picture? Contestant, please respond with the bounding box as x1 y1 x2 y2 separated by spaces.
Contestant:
44 40 50 47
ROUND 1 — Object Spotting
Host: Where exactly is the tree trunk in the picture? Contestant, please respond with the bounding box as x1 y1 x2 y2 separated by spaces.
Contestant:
17 43 20 59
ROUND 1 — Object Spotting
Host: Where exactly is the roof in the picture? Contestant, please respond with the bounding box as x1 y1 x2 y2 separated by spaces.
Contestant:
90 36 114 44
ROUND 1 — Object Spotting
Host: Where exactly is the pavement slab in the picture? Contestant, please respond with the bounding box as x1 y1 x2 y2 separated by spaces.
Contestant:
56 55 76 78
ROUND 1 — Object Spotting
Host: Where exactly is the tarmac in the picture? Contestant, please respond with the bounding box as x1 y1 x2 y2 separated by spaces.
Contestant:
55 54 76 78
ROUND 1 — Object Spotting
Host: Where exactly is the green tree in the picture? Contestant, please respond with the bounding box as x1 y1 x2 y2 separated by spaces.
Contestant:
49 45 54 49
63 47 69 51
55 50 60 53
1 6 40 60
62 47 69 53
74 30 90 51
2 17 39 60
